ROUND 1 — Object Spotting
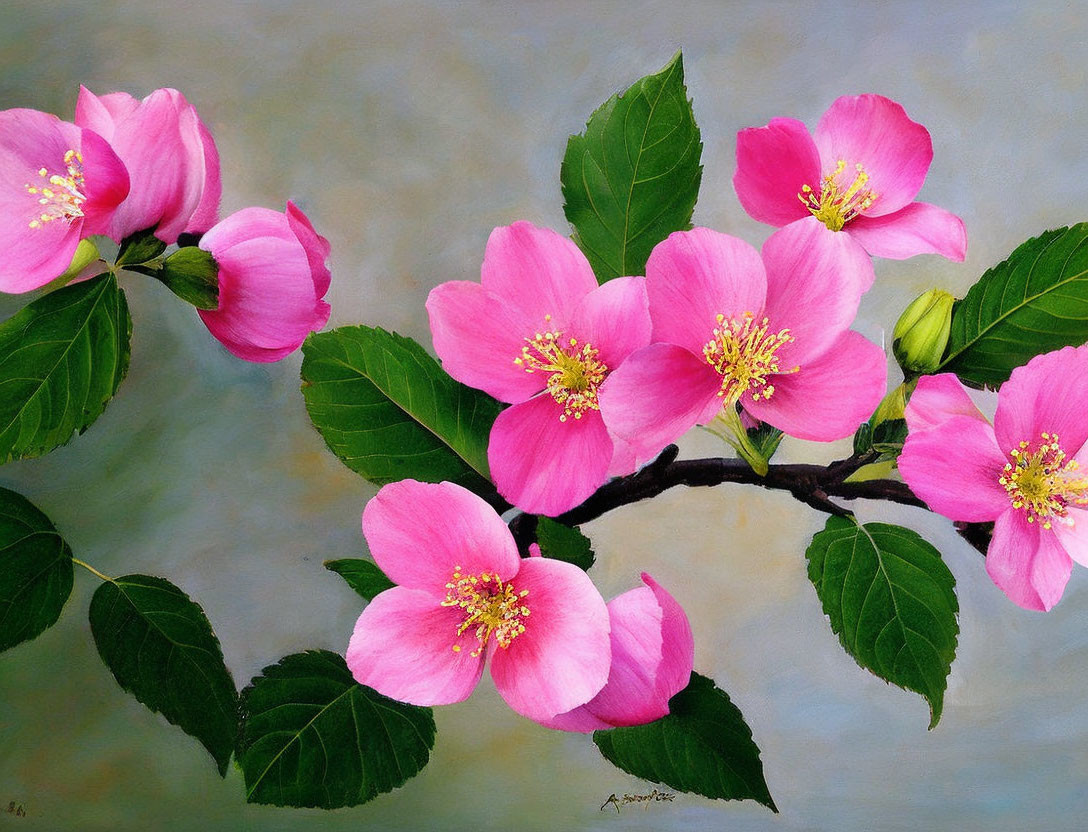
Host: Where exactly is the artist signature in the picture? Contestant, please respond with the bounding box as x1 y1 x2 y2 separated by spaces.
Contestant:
600 789 675 812
5 800 27 818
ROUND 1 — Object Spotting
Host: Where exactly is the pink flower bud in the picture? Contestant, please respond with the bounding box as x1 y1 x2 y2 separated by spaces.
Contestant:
75 86 221 243
196 201 331 362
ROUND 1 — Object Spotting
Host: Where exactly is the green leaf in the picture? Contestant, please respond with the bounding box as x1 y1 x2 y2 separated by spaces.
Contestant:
535 517 595 570
237 650 436 808
940 224 1088 386
301 326 502 495
593 672 776 810
115 227 166 267
805 516 959 728
0 486 73 653
88 574 238 775
562 51 703 283
0 274 131 463
325 558 395 601
142 247 220 310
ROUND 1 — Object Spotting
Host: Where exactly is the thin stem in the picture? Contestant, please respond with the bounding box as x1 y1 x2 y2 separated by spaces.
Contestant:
71 557 114 583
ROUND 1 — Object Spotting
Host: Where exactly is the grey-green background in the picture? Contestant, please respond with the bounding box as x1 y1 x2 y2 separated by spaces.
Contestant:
2 1 1087 829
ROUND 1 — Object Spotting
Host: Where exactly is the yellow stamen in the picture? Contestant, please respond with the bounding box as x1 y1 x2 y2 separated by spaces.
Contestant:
798 160 877 231
999 432 1088 529
515 319 608 422
703 312 797 406
440 565 530 657
25 149 86 229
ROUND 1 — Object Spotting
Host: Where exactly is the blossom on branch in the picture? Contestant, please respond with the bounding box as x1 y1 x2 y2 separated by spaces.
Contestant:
196 201 331 362
599 224 886 459
75 85 221 242
427 221 652 516
734 94 966 292
346 480 612 722
899 349 1088 610
0 108 129 293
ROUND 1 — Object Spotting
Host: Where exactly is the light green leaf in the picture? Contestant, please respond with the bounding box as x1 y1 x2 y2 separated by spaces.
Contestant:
562 51 703 283
805 516 959 728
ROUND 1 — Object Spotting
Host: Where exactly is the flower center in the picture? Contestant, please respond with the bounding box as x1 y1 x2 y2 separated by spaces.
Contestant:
514 315 608 422
26 150 87 229
440 566 530 657
798 160 877 232
703 312 796 406
999 433 1088 529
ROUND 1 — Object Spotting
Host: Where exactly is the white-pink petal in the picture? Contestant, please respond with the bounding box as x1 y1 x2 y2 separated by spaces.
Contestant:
986 510 1073 612
848 202 967 261
567 276 651 371
905 373 988 434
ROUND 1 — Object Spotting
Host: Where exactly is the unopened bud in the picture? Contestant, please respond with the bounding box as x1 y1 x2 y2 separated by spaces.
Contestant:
892 289 954 374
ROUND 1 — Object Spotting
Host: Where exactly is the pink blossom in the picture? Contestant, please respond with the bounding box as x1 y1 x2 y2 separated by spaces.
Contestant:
598 224 887 459
427 221 652 516
75 86 221 243
734 94 966 292
0 108 129 293
196 201 331 362
346 480 612 721
534 572 694 732
898 348 1088 610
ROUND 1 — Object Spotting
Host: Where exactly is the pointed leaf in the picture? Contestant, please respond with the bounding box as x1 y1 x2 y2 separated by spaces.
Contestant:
940 224 1088 386
562 51 703 283
593 672 776 810
237 650 436 808
0 486 73 653
535 517 595 571
805 516 959 728
301 326 503 497
0 274 131 463
146 247 220 310
325 558 395 601
88 574 238 775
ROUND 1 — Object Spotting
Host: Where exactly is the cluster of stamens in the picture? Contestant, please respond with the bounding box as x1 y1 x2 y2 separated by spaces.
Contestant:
514 315 608 422
703 312 796 406
26 150 87 229
797 160 877 232
440 566 530 657
999 432 1088 529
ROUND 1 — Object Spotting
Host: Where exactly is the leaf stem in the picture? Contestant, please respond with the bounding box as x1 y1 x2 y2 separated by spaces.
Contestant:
71 557 114 583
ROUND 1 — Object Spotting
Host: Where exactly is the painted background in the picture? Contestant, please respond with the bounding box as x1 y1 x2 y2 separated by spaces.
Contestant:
1 1 1087 829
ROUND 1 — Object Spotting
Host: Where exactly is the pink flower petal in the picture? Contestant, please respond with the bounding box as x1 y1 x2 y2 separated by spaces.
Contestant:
646 228 767 357
75 128 131 236
489 557 611 721
534 704 613 733
427 281 542 403
898 414 1009 522
606 434 640 478
994 345 1088 456
642 573 695 707
488 396 613 516
184 118 222 234
480 221 598 325
760 221 871 367
598 343 722 460
742 330 886 442
361 480 520 594
733 117 821 226
1052 507 1088 568
286 200 331 298
74 87 138 140
568 276 651 370
904 373 988 433
986 509 1073 612
813 94 933 217
346 586 485 705
848 202 967 261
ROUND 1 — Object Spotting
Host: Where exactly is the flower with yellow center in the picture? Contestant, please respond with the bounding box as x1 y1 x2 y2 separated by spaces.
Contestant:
999 433 1088 530
25 150 87 229
514 315 608 422
797 160 878 232
702 311 796 406
441 565 531 657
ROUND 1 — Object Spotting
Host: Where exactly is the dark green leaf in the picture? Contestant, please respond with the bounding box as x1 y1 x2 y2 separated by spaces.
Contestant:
115 227 166 267
88 574 238 775
325 558 395 601
147 247 219 310
941 224 1088 386
238 650 436 808
0 274 131 463
301 326 502 496
562 51 703 283
593 672 776 810
0 486 72 653
805 516 958 728
746 423 784 462
535 517 594 570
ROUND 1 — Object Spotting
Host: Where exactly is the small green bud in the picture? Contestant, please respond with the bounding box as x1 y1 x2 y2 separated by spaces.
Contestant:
892 288 954 374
